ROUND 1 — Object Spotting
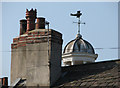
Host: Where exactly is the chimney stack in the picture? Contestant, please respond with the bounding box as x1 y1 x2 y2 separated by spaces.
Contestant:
2 77 8 86
26 8 37 32
35 17 45 29
11 9 63 86
20 19 27 35
0 77 8 86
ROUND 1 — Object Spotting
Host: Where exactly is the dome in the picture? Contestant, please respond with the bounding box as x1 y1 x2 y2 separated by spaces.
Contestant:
63 34 95 54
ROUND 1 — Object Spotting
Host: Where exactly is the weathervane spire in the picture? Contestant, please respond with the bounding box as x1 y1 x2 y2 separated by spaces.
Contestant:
70 11 85 38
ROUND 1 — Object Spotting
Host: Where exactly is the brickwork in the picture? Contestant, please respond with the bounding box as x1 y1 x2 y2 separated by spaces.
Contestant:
11 29 62 49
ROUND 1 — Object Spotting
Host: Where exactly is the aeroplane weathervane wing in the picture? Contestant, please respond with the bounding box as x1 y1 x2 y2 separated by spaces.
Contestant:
70 11 82 18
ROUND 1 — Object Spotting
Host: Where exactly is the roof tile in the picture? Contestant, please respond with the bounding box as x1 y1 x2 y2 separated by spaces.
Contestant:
53 59 120 87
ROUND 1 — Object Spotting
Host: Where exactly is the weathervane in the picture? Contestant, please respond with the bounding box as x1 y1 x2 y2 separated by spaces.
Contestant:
70 11 85 37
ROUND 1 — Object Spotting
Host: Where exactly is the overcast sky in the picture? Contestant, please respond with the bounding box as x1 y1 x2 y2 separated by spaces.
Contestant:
0 2 119 85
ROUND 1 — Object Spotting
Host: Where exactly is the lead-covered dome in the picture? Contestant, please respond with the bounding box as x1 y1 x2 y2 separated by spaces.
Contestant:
63 34 95 54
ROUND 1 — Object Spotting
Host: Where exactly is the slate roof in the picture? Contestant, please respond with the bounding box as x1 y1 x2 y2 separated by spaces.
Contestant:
53 59 120 87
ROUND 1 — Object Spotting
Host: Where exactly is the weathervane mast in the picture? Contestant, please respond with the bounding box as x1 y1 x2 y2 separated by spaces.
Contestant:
70 11 85 37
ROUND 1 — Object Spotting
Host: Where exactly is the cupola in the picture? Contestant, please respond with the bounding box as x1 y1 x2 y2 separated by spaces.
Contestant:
62 11 98 66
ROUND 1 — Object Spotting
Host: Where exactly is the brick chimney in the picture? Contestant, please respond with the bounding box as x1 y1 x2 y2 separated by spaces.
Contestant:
26 8 37 32
11 9 63 87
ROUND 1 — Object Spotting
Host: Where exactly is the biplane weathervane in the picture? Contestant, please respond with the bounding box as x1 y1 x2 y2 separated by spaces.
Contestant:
70 11 85 38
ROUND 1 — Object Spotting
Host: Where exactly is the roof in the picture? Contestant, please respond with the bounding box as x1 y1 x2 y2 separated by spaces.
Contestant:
14 59 120 87
53 59 120 87
63 35 95 54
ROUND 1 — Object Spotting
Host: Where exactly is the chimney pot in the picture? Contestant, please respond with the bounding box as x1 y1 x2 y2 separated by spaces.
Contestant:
2 77 8 86
20 19 27 35
35 17 45 29
26 8 37 32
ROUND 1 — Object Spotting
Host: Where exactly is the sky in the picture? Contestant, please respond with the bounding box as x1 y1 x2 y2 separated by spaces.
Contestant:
0 2 119 85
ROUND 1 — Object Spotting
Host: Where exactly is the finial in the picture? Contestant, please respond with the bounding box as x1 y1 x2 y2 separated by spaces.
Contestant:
35 9 37 12
70 11 85 38
26 9 28 12
29 8 33 12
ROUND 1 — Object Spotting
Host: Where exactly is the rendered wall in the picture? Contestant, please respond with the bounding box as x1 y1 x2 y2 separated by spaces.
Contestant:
11 29 63 86
50 41 62 86
26 43 50 86
11 45 26 84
